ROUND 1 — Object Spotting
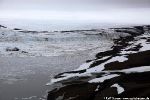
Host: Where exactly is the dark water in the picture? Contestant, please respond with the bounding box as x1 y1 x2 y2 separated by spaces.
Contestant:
0 54 94 100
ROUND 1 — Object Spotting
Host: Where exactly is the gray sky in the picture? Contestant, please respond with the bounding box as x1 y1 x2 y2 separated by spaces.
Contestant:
0 0 150 24
1 0 150 11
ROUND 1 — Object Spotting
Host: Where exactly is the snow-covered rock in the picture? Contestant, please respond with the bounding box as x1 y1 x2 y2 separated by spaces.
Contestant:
47 25 150 100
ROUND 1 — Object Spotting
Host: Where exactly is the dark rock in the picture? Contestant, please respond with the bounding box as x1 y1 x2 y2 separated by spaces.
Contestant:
104 50 150 70
47 83 99 100
21 51 28 53
6 47 20 51
13 28 22 30
19 30 38 33
0 25 7 28
40 31 49 33
45 38 49 41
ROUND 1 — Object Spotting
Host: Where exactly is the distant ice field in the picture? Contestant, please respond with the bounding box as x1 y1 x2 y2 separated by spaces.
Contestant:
0 18 137 31
0 25 114 57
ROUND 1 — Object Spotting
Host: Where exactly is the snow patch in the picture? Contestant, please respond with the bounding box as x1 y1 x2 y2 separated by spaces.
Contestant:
102 66 150 74
88 74 119 83
47 56 128 85
86 56 128 73
46 73 91 85
74 61 94 71
121 66 150 73
109 56 128 62
111 83 124 94
95 85 100 92
121 33 150 54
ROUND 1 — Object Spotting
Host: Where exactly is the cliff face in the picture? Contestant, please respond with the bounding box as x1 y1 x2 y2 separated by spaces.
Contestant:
47 25 150 100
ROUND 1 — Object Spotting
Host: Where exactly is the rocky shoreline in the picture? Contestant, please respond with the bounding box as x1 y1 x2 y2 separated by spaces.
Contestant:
47 25 150 100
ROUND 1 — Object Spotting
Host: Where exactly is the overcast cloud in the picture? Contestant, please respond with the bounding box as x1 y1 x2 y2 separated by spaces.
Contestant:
0 0 150 24
1 0 150 11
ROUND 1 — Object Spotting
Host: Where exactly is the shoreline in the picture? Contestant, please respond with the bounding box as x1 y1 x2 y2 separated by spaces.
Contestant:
47 25 150 99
